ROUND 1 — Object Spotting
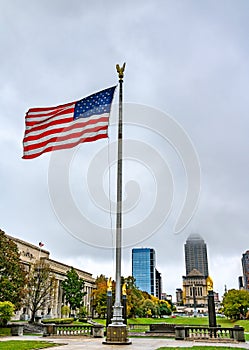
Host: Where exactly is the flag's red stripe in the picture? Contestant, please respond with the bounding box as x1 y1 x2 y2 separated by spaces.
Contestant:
24 116 74 135
23 133 107 159
27 101 76 114
24 116 108 138
23 124 108 152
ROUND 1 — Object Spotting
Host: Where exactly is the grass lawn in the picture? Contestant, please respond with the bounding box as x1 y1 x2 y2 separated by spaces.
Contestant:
94 316 249 332
127 316 249 331
156 347 247 350
0 329 11 337
0 340 61 350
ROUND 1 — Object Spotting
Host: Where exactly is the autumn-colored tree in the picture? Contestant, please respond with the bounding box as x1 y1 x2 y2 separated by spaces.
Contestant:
222 289 249 320
142 299 158 317
25 259 56 323
122 276 145 318
91 274 108 318
91 274 174 319
0 229 26 308
138 291 173 317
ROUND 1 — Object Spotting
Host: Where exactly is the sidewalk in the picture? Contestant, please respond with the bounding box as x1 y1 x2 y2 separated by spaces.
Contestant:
1 336 249 350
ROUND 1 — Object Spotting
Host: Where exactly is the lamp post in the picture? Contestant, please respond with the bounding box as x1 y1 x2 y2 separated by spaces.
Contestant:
193 284 197 317
106 278 113 328
207 276 217 328
122 283 127 325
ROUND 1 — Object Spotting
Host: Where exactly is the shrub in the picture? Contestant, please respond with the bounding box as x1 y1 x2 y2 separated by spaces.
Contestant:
61 305 70 318
78 306 87 320
42 317 74 324
0 301 15 326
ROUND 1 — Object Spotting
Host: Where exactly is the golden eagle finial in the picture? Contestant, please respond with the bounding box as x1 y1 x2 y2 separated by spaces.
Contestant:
206 276 214 291
116 63 126 80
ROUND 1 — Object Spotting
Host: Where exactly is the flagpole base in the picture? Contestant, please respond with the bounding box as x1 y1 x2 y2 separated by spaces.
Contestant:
103 324 131 345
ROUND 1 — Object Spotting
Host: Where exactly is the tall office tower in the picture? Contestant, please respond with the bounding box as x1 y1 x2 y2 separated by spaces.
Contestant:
132 248 156 295
184 234 209 277
155 269 162 300
242 250 249 290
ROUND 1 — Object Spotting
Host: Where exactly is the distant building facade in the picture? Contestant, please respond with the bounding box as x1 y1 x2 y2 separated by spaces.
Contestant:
242 250 249 290
175 288 183 305
182 234 210 313
184 233 209 278
132 248 156 296
7 235 95 319
161 293 172 302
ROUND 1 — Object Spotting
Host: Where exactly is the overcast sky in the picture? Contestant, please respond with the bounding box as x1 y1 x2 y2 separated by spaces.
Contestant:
1 0 249 300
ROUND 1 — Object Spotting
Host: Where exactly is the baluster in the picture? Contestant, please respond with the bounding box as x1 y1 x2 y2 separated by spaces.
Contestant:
205 328 208 338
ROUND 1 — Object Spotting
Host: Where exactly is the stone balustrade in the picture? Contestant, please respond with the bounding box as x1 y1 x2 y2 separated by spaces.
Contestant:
175 325 245 342
43 323 104 338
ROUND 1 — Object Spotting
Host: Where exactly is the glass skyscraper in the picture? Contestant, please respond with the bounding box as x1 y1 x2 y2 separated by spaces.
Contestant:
132 248 155 295
184 234 209 277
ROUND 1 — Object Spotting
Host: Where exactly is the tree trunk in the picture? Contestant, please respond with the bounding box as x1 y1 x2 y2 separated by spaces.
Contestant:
30 310 36 323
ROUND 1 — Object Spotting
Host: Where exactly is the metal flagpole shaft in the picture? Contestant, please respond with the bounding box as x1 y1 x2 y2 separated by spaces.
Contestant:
112 63 126 324
103 63 131 344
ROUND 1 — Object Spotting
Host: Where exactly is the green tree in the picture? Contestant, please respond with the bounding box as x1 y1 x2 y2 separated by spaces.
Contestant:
0 229 26 308
0 301 15 325
158 300 172 316
61 267 86 313
25 260 56 323
222 289 249 320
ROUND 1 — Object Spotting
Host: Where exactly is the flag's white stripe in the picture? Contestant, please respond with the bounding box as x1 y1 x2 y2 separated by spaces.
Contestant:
23 129 107 157
23 120 109 146
25 111 74 126
27 103 75 116
24 113 109 137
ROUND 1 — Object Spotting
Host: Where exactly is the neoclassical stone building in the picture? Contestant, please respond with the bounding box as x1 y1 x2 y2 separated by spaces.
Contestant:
182 268 208 314
7 235 95 319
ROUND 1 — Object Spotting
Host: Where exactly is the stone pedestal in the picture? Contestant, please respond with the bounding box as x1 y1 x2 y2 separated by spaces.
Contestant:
233 325 245 342
175 325 185 340
92 324 104 338
11 324 24 336
103 324 131 345
43 324 55 337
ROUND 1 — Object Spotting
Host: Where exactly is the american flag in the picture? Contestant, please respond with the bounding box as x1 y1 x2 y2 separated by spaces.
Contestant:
23 86 116 159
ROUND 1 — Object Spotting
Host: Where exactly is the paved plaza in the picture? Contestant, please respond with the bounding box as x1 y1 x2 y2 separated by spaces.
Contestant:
1 336 249 349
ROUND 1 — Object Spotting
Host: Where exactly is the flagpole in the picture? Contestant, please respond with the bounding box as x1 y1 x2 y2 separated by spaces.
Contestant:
113 63 125 325
103 63 131 345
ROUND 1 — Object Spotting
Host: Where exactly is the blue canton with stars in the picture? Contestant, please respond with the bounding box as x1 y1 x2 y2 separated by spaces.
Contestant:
74 86 116 119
